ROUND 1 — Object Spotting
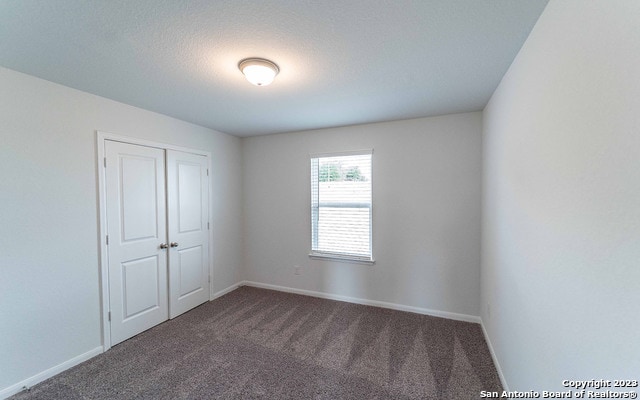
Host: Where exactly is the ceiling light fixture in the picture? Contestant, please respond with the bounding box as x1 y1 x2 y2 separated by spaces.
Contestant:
238 58 279 86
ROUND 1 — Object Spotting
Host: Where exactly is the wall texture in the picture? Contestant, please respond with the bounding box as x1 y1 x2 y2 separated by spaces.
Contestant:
482 0 640 390
0 67 243 393
243 113 482 317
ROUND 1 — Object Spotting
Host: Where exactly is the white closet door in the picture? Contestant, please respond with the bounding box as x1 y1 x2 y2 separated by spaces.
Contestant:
105 141 169 346
166 150 210 319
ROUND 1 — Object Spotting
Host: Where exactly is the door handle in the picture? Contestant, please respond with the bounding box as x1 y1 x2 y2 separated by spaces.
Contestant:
159 243 169 249
170 242 179 248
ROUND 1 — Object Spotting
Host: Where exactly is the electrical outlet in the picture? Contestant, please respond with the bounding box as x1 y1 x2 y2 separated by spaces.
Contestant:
294 265 301 275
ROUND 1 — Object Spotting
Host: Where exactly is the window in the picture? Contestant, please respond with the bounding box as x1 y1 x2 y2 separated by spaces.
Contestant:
310 150 373 263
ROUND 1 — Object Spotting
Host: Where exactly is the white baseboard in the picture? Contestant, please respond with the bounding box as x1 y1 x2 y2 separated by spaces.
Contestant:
480 319 509 392
210 281 243 301
0 346 103 399
240 280 481 323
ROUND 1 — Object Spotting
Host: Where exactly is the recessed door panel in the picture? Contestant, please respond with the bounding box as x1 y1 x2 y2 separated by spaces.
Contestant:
178 246 204 298
120 156 158 242
177 162 202 233
122 256 161 320
105 140 168 346
167 150 209 318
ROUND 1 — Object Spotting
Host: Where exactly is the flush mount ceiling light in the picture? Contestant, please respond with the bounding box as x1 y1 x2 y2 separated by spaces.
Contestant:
238 58 279 86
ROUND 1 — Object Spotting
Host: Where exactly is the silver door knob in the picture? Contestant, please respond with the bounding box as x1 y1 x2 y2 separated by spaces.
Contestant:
159 243 169 249
170 242 179 248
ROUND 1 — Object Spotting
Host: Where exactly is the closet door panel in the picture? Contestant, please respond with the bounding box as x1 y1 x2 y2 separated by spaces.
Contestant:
105 140 169 346
167 150 210 318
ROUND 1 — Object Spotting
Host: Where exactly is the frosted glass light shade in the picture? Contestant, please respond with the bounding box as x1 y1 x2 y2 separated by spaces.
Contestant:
238 58 279 86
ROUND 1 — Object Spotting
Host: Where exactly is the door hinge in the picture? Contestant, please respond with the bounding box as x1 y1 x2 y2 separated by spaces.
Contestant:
103 157 107 168
206 168 209 176
106 235 109 245
207 222 210 230
208 275 210 283
108 311 111 321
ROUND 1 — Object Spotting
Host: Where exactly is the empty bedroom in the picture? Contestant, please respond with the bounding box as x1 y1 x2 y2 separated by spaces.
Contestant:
1 0 638 399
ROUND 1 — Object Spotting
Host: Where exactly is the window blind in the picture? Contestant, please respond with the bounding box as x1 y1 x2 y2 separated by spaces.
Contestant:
310 151 372 261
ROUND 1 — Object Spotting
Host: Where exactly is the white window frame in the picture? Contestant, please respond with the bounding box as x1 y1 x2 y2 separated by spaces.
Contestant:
309 149 374 264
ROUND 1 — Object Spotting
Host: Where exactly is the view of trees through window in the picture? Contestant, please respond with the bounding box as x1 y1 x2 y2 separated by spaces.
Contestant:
319 162 367 182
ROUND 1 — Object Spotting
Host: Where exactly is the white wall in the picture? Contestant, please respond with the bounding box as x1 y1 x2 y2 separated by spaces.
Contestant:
482 0 640 391
243 113 482 317
0 66 243 393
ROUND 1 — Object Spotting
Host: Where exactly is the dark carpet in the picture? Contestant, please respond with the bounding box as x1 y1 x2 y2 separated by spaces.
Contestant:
12 286 502 399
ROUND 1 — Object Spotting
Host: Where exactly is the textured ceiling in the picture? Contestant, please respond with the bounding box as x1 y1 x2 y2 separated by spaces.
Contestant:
0 0 548 137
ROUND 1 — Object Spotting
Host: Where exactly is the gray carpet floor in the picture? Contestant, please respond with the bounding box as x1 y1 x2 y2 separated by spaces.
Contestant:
12 286 502 399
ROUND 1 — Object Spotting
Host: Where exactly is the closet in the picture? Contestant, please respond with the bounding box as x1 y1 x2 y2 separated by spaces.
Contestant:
100 137 210 346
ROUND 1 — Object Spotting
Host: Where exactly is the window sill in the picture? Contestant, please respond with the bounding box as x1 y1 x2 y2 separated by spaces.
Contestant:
308 252 375 265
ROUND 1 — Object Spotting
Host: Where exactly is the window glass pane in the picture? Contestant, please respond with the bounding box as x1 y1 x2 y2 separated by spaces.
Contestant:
317 208 370 255
311 152 372 260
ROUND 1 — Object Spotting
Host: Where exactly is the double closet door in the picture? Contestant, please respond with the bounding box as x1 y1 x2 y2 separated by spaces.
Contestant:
104 140 209 346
